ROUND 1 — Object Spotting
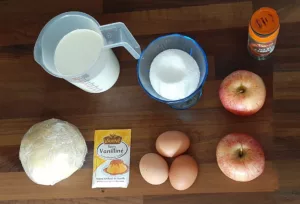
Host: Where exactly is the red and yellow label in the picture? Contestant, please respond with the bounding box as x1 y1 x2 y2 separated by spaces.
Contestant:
92 129 131 188
93 129 131 172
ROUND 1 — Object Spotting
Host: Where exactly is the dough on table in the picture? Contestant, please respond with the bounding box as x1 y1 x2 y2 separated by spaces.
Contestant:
19 118 87 185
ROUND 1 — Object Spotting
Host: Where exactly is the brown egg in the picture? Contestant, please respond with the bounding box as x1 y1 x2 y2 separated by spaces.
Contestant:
169 155 198 191
139 153 169 185
156 131 190 157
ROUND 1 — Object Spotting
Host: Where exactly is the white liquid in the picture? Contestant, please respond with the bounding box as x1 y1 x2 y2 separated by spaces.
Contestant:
54 29 120 93
149 49 200 100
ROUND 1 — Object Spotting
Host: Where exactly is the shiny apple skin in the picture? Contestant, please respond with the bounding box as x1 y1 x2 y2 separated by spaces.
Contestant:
216 133 265 182
219 70 266 116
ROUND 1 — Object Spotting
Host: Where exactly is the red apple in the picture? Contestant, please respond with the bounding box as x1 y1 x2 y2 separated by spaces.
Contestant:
219 70 266 116
216 133 265 182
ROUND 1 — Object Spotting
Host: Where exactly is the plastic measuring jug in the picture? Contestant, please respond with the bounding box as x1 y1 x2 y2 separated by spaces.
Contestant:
137 34 208 109
34 12 141 93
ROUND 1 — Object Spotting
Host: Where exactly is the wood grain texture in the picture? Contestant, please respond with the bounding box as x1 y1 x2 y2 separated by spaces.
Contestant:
144 192 276 204
0 0 299 203
0 197 143 204
0 162 277 200
103 0 242 13
0 0 103 13
100 2 253 36
273 15 300 196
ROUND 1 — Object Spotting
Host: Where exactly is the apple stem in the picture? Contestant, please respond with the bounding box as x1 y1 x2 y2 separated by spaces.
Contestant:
238 86 246 94
239 147 243 157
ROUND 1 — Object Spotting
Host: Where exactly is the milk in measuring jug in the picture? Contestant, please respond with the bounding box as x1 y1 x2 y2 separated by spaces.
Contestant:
54 29 120 93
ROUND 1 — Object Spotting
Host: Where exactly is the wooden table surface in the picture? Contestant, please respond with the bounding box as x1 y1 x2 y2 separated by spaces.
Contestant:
0 0 300 203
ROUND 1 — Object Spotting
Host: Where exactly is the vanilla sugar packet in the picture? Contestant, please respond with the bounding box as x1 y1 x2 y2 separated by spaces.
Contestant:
92 129 131 188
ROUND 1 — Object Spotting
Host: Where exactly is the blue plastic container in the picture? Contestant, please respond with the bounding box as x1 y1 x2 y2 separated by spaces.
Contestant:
137 34 208 109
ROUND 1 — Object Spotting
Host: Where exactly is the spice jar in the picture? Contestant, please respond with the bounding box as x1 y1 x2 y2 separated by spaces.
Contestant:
248 7 280 60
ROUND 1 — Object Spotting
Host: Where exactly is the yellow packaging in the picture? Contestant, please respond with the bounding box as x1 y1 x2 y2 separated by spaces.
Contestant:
92 129 131 188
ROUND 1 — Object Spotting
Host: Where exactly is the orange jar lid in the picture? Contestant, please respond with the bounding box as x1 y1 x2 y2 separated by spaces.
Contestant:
249 7 280 43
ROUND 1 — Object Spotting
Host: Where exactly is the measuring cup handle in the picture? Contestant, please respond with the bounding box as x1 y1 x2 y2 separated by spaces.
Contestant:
99 22 141 59
34 42 43 67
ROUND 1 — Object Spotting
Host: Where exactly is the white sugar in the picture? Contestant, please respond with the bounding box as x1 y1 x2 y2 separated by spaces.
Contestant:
149 49 200 100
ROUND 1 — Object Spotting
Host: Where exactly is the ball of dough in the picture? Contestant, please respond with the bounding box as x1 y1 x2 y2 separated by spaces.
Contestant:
19 118 87 185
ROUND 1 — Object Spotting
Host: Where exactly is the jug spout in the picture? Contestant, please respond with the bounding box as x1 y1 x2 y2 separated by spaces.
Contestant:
100 22 141 59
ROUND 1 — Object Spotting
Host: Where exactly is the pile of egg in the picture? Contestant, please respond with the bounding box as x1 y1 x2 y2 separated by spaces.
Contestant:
139 131 198 191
